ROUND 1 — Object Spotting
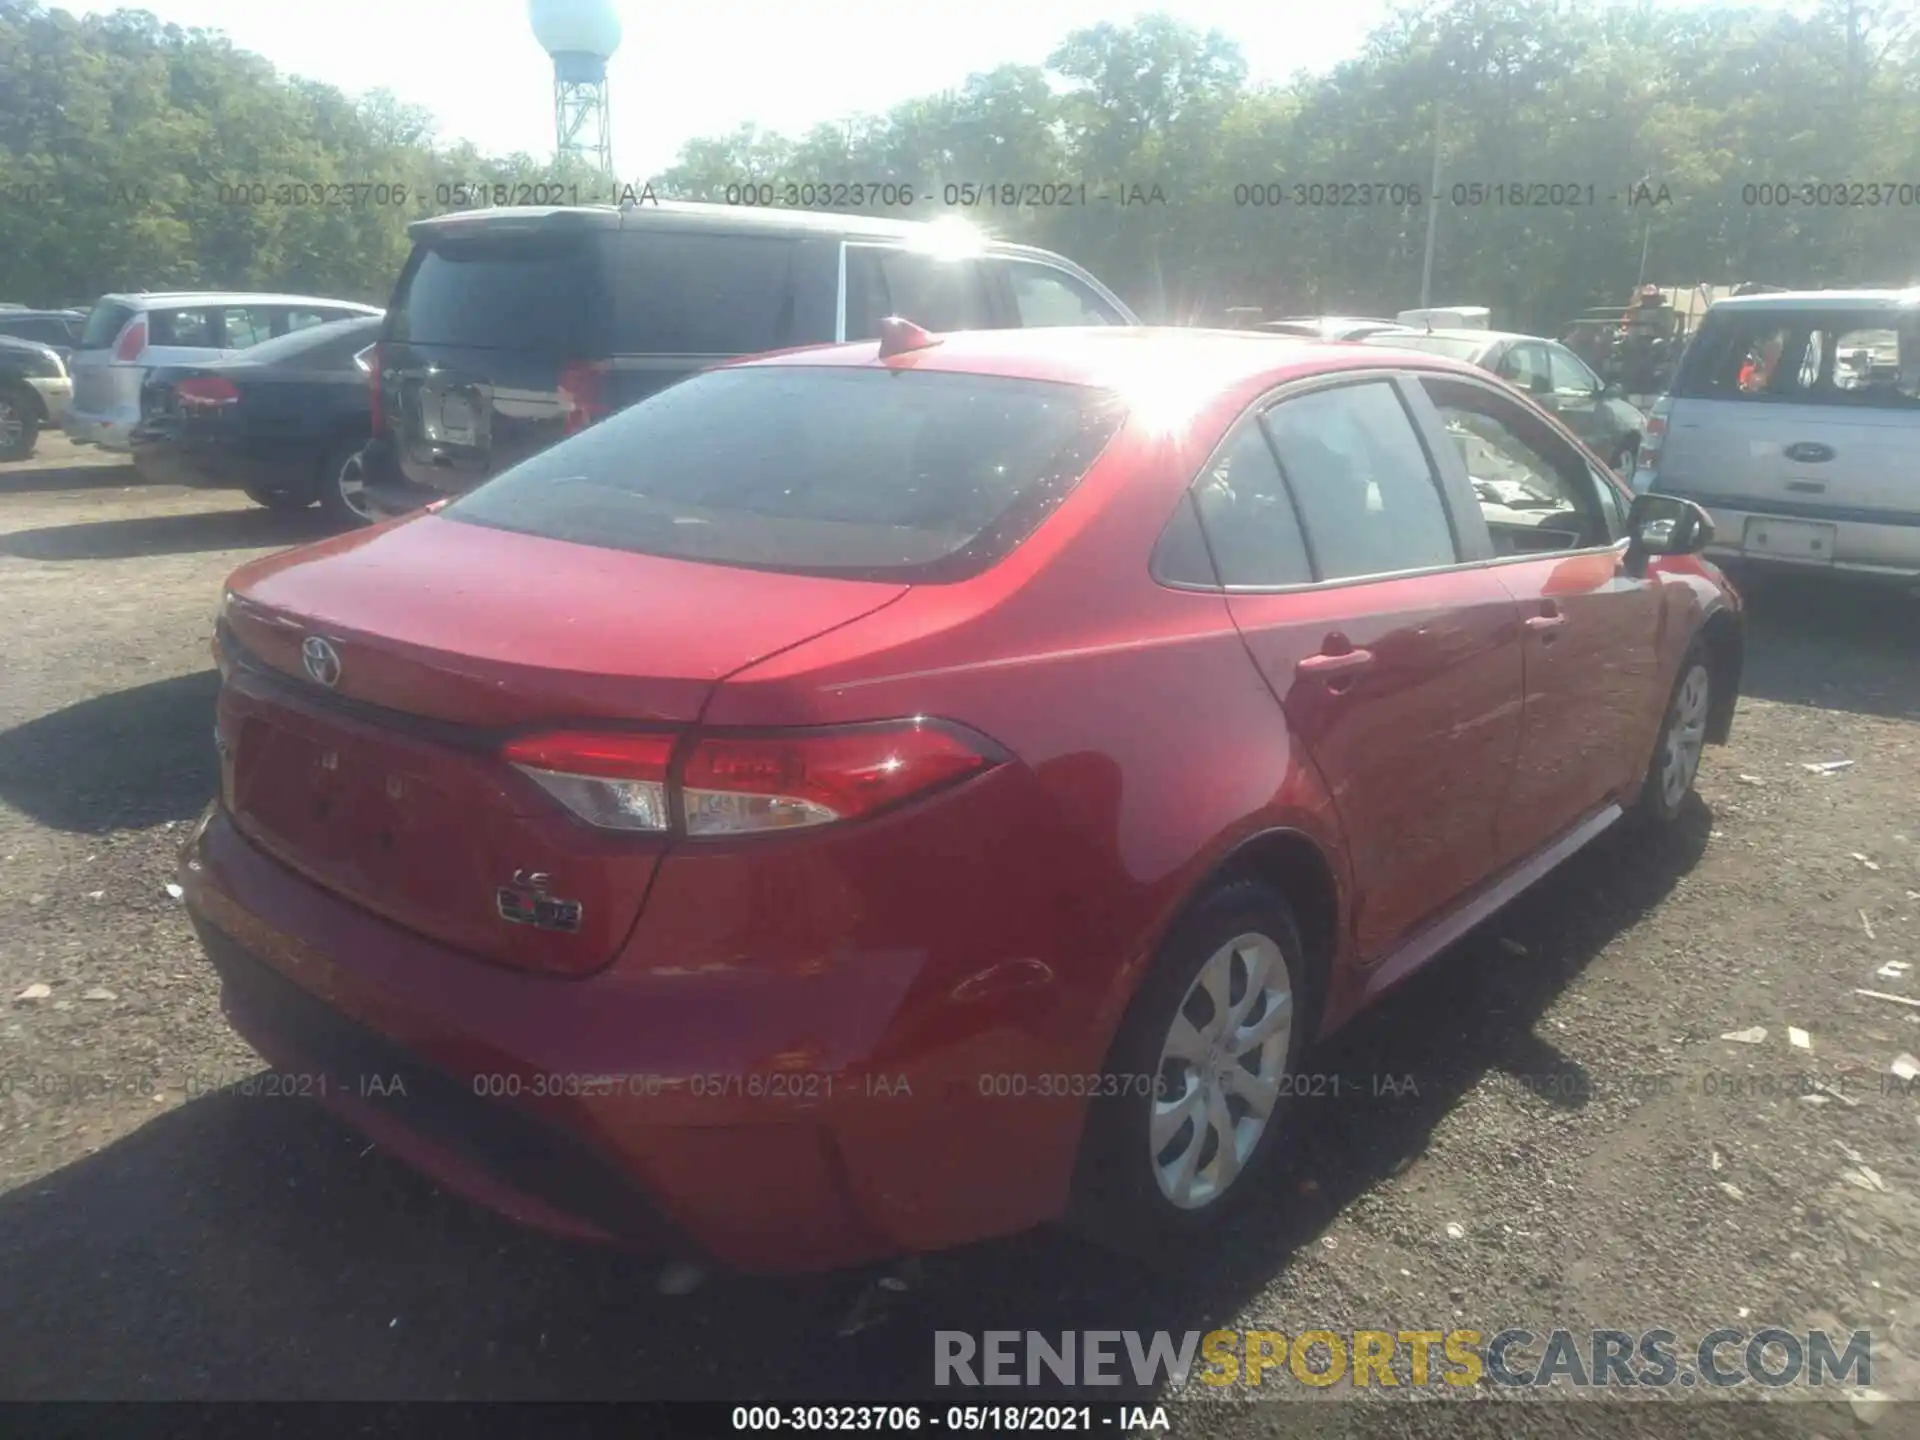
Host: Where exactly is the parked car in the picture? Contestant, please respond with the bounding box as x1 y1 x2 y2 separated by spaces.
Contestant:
0 334 73 461
1255 315 1401 340
1364 326 1648 473
0 308 86 363
65 292 383 452
129 316 384 524
358 201 1139 520
183 324 1741 1274
1638 289 1920 582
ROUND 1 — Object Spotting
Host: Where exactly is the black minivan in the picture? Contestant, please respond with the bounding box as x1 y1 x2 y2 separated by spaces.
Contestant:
359 201 1139 520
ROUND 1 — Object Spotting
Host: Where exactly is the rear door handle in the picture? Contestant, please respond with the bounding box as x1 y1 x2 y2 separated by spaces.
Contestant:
1297 649 1375 679
1524 614 1565 633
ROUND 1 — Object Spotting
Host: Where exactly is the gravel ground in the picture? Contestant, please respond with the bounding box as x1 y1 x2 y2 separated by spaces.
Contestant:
2 436 1917 1436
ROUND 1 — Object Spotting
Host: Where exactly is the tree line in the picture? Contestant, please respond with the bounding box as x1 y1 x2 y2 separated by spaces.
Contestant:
2 0 1917 332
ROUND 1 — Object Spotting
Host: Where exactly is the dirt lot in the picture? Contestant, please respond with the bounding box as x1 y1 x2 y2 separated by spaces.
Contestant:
2 435 1918 1434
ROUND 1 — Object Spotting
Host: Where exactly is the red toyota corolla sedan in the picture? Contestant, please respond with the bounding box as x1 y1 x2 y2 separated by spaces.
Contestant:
180 323 1743 1274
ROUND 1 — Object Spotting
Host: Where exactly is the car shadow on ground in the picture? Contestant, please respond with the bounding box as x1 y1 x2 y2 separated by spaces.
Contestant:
0 801 1717 1402
0 670 219 832
0 506 336 561
1733 568 1920 722
0 461 141 496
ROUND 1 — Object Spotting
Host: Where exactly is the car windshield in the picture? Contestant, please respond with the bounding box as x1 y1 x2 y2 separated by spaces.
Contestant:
446 366 1126 582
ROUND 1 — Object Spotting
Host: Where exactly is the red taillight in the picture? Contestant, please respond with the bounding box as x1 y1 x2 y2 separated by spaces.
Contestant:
1639 408 1669 477
501 730 674 832
367 341 384 433
558 360 610 434
176 375 240 408
113 318 148 362
501 721 997 836
682 723 992 835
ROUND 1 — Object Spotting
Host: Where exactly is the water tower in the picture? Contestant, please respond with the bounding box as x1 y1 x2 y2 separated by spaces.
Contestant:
529 0 622 176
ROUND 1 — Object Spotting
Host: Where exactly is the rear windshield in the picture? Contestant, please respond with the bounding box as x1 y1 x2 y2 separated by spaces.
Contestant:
80 302 136 350
1677 306 1920 407
227 316 382 368
389 234 599 352
447 366 1125 583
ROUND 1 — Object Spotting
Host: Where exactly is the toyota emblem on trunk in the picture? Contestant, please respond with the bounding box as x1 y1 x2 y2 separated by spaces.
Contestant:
302 636 342 688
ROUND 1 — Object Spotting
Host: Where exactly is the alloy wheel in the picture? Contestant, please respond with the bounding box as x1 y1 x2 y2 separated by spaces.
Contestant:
0 398 21 452
1660 663 1711 809
334 450 373 522
1150 932 1293 1210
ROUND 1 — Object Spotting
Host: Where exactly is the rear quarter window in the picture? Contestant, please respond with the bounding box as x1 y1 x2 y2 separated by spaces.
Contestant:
446 366 1125 583
611 231 799 355
390 234 602 353
148 308 217 348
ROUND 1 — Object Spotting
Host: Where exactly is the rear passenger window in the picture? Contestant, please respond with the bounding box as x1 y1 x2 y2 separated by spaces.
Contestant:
1262 382 1457 580
845 247 992 340
148 308 216 347
220 307 276 349
1002 262 1123 327
1189 425 1313 587
283 309 334 333
615 232 798 355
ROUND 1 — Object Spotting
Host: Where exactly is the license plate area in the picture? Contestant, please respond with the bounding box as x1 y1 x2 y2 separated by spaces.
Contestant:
427 390 478 446
1742 516 1835 564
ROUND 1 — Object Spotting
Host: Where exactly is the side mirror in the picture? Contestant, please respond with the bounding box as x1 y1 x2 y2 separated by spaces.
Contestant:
1625 492 1714 574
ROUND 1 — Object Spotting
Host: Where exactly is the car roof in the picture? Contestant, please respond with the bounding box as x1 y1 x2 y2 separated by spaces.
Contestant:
1370 326 1531 345
1707 288 1920 312
94 293 384 312
0 334 59 357
405 200 1086 263
734 325 1490 393
0 309 84 320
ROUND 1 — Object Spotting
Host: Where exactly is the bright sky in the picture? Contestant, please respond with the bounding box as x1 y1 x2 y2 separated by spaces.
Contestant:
69 1 1798 181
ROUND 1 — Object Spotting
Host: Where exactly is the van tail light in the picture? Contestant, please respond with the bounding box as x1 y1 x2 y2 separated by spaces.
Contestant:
176 375 240 408
367 341 385 433
113 318 148 362
558 360 611 434
502 721 999 836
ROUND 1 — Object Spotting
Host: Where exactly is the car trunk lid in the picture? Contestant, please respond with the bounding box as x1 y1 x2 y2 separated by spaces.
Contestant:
217 516 908 972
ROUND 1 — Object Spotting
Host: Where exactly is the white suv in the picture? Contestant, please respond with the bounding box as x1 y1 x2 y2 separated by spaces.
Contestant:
1638 289 1920 582
65 292 382 451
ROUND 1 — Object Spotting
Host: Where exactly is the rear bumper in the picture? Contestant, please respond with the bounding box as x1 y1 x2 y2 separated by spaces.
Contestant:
1665 492 1920 581
359 437 448 518
179 794 1097 1273
129 430 311 491
63 406 135 451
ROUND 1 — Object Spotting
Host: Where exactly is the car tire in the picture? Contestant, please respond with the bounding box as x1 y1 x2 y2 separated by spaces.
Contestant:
242 481 316 513
317 440 376 528
0 386 41 461
1635 641 1711 825
1069 879 1315 1263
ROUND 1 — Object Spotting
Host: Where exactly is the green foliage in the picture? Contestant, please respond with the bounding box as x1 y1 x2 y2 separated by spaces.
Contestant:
3 0 1917 329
